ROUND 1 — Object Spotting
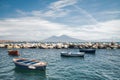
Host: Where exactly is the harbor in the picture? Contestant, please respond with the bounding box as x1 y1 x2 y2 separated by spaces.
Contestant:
0 0 120 79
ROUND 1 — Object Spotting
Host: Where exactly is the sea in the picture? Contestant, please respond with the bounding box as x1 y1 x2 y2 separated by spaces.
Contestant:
0 48 120 80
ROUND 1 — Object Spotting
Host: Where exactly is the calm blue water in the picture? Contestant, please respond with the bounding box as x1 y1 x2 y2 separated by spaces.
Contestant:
0 48 120 80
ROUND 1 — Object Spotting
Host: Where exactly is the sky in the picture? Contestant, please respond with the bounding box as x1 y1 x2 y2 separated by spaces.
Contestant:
0 0 120 41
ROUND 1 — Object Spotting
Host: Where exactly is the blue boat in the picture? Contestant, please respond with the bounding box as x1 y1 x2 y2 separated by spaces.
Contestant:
79 49 96 53
61 52 84 57
13 58 47 70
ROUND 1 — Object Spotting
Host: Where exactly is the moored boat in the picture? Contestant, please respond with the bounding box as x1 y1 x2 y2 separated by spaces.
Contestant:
79 49 96 53
13 58 47 70
61 52 84 57
8 50 19 56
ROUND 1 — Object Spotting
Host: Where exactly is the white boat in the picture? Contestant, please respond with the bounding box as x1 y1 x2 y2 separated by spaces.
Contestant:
61 52 84 57
13 58 47 70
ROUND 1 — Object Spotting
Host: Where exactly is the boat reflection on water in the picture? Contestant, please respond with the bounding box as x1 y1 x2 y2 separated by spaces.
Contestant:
14 67 46 80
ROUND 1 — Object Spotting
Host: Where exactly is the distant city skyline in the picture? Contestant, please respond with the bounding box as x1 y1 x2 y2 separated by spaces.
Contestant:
0 0 120 41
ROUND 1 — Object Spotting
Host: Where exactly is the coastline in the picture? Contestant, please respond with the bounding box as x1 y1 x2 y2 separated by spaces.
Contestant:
0 42 120 49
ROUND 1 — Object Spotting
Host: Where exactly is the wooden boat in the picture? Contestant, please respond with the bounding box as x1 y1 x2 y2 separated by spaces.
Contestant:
61 52 84 57
13 58 47 70
8 50 19 56
79 49 96 53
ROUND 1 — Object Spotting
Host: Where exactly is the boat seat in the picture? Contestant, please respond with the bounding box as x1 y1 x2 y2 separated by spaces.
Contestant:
17 60 25 62
17 59 39 65
23 61 33 63
25 62 38 65
17 60 31 64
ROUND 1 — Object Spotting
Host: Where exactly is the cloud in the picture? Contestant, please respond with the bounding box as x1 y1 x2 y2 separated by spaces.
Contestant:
44 0 77 18
0 17 69 40
16 9 27 16
94 10 120 22
68 19 120 40
15 0 99 26
49 0 77 10
0 16 120 41
73 5 98 24
1 0 120 41
16 0 77 18
100 10 120 14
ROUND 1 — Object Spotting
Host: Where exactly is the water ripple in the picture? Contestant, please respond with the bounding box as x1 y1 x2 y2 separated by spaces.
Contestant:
0 49 120 80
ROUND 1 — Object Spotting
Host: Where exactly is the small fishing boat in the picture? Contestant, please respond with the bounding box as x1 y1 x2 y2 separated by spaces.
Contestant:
61 52 84 57
13 58 47 70
79 49 96 53
8 50 19 56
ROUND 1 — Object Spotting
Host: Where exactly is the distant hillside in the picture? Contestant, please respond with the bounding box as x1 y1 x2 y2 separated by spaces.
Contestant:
42 35 84 42
0 40 14 43
89 38 120 42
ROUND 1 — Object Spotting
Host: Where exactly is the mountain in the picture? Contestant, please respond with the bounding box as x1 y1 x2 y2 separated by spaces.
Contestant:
0 40 14 43
89 38 120 42
42 35 84 42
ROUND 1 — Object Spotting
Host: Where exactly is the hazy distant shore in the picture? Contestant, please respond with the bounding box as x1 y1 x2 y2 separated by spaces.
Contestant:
0 42 120 49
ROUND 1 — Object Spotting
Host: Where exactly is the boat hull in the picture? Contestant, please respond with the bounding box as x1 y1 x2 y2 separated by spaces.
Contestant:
79 49 96 53
14 63 46 70
61 52 84 57
8 50 19 56
13 58 47 70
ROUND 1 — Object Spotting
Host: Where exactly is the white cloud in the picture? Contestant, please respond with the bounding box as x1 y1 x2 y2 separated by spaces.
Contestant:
16 9 27 15
44 9 70 17
44 0 77 18
67 19 120 40
0 17 69 40
15 0 98 26
1 0 120 41
30 11 42 16
49 0 77 10
16 0 77 18
0 16 120 41
101 10 120 14
73 5 98 24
